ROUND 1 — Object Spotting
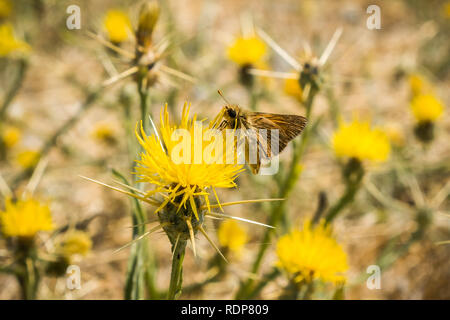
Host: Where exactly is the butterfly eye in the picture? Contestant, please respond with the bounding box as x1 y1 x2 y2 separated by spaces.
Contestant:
227 108 237 118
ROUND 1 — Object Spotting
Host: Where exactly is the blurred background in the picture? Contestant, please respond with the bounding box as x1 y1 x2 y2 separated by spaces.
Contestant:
0 0 449 299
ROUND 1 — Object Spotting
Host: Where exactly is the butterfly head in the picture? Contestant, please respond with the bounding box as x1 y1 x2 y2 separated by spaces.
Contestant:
223 105 239 121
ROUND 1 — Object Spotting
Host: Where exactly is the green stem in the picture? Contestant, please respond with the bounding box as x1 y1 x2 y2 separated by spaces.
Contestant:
14 239 39 300
325 161 364 224
137 78 149 133
167 239 187 300
236 91 316 299
0 59 28 121
246 268 280 299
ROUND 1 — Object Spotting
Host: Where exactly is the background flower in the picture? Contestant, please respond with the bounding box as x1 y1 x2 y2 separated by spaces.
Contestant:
103 9 132 44
0 198 53 238
410 94 444 123
0 23 30 57
276 220 348 284
332 117 390 163
227 36 266 66
218 220 247 254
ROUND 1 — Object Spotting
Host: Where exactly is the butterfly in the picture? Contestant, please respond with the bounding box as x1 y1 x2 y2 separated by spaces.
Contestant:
215 91 307 174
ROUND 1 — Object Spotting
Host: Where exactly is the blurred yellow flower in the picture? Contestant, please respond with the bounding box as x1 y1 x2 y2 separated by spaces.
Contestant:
218 220 247 253
408 73 432 96
1 126 21 148
276 220 348 284
91 122 116 144
410 94 444 123
332 117 390 163
58 230 92 257
103 9 131 43
0 198 53 238
444 2 450 18
0 0 12 19
135 104 243 219
284 76 302 101
0 23 30 57
16 150 40 169
227 36 266 66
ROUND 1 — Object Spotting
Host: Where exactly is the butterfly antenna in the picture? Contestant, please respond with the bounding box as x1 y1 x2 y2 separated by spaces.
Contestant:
217 90 232 106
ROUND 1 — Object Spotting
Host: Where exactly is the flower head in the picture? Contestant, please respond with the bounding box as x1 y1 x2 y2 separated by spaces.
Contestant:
410 94 444 123
444 1 450 18
227 36 266 66
408 73 432 97
1 126 21 148
276 220 348 284
135 104 243 219
103 9 131 43
284 76 303 101
0 0 12 20
332 117 390 163
91 122 117 145
0 23 30 57
218 220 247 254
1 198 53 238
16 149 40 169
57 230 92 258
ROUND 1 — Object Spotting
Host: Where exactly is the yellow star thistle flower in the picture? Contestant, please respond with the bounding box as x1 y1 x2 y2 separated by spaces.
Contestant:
410 94 444 123
218 220 247 254
57 230 92 257
0 0 12 20
0 198 53 238
1 126 21 148
408 73 433 97
91 122 116 145
276 220 348 284
135 103 244 219
227 36 267 66
0 23 30 57
16 149 40 169
332 117 390 163
103 9 132 43
284 76 303 101
444 1 450 18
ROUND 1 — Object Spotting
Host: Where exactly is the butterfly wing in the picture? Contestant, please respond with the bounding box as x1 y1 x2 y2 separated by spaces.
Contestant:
246 112 307 157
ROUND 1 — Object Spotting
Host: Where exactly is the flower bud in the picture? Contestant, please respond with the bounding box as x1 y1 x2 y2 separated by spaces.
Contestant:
136 0 160 50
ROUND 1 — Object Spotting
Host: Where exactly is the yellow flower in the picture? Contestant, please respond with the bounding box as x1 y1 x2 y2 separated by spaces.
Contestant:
0 0 12 19
332 117 390 163
1 126 21 148
91 122 116 144
16 150 40 169
227 36 266 66
284 76 303 101
276 220 348 284
408 73 432 96
1 198 53 238
218 220 247 253
410 94 444 123
57 230 92 257
0 23 30 57
135 104 243 219
444 2 450 18
103 9 131 43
